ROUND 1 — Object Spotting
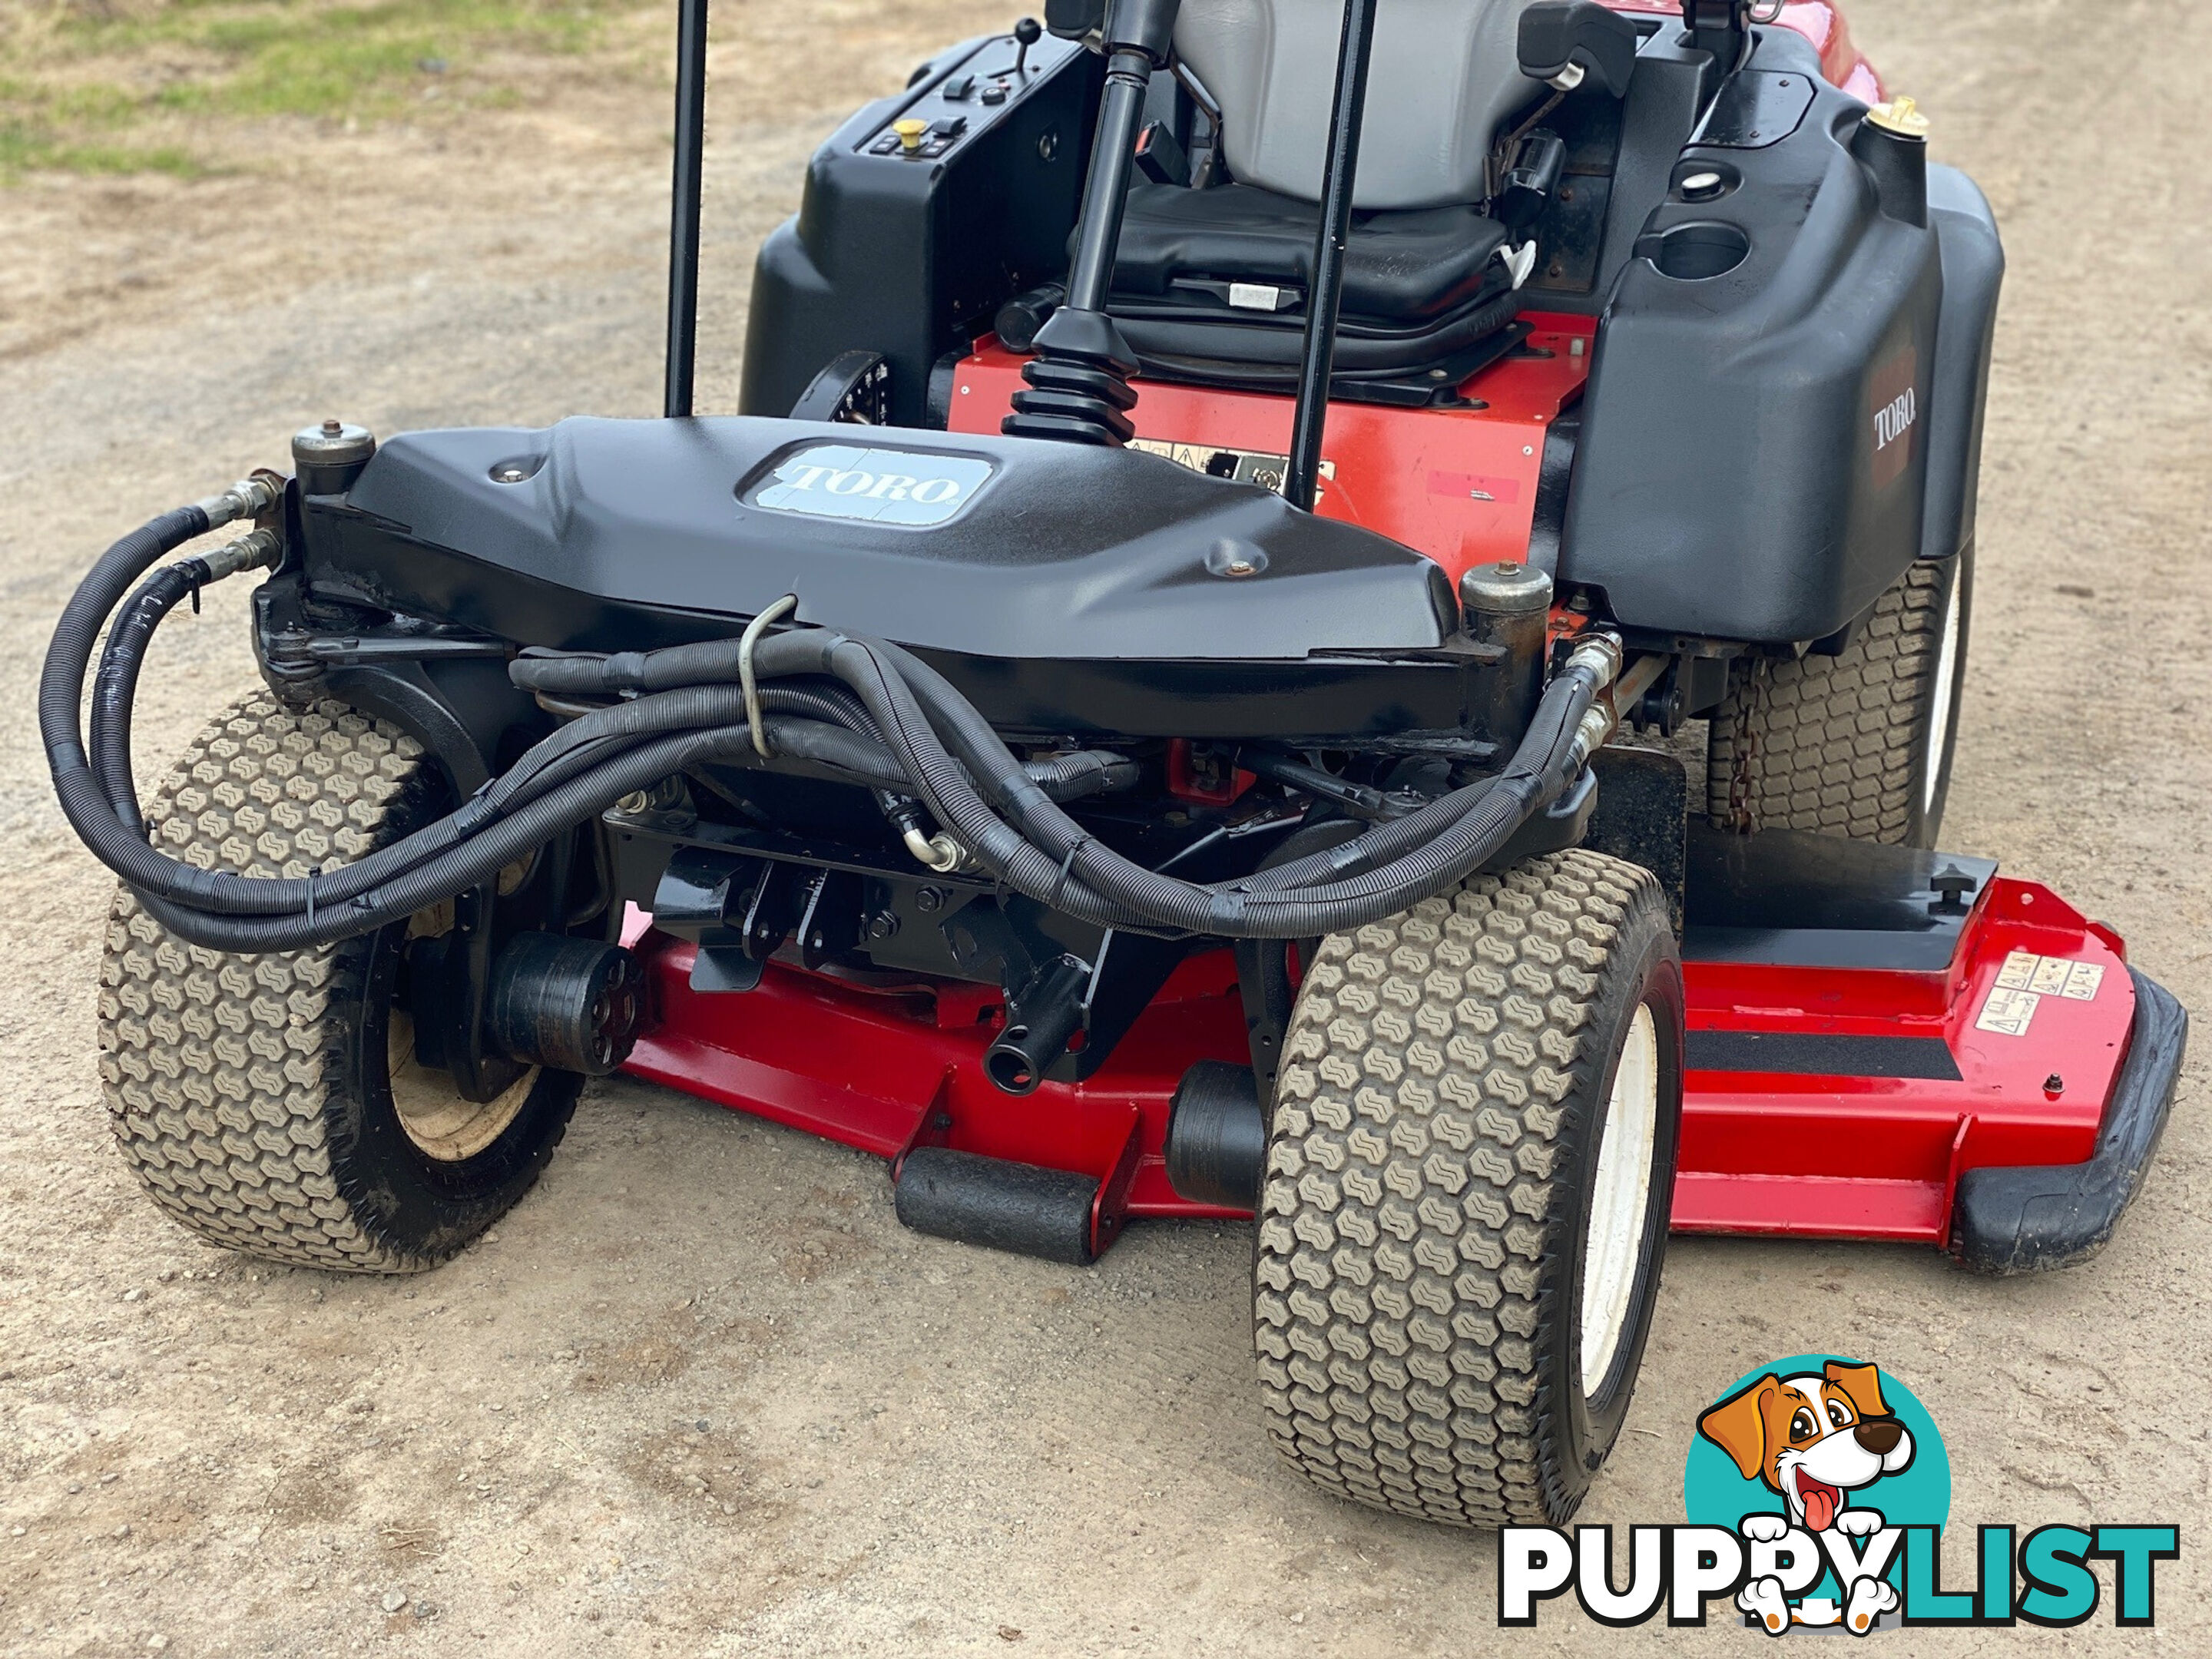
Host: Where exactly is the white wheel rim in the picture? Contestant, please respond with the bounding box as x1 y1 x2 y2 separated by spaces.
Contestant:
1923 574 1964 816
386 1009 539 1164
1580 1002 1660 1398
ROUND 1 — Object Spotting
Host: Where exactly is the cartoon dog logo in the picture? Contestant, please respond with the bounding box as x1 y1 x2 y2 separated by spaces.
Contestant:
1698 1360 1917 1634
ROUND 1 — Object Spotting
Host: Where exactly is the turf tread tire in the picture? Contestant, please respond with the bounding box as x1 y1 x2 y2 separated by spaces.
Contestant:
1253 848 1673 1528
1705 558 1965 846
97 690 574 1273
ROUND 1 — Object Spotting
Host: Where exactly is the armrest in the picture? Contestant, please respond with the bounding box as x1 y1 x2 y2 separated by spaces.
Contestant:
1519 1 1641 99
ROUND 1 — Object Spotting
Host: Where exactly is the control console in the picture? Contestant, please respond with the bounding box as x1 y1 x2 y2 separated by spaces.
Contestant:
862 28 1084 163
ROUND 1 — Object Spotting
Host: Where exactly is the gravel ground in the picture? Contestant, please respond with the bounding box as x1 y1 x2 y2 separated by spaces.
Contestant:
2 2 2206 1654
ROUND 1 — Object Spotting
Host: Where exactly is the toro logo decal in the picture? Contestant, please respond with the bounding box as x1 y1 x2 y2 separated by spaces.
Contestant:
744 443 994 527
1498 1354 2179 1634
1869 346 1919 488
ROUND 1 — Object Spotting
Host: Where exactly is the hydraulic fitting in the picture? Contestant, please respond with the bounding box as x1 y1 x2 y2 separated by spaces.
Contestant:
1561 629 1624 689
194 474 285 530
877 790 964 873
199 528 282 581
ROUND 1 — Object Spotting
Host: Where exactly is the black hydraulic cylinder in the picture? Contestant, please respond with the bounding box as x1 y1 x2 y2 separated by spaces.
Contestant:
665 0 710 419
1285 0 1381 512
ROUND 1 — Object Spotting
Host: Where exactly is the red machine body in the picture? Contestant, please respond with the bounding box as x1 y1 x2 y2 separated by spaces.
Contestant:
948 319 1595 591
624 867 2139 1260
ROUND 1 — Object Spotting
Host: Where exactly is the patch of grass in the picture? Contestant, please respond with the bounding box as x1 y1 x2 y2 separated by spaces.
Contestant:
0 124 204 177
0 1 643 180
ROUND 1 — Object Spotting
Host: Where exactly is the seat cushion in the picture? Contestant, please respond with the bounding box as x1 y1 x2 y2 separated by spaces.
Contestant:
1111 182 1509 324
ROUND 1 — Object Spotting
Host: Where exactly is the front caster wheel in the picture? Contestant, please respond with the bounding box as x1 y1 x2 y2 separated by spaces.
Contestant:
1253 849 1684 1527
98 692 581 1273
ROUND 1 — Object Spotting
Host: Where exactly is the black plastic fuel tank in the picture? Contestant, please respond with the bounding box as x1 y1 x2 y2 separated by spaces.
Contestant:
1558 27 1998 646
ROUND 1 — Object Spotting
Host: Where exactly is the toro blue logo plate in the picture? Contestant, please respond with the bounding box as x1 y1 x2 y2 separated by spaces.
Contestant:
744 443 993 527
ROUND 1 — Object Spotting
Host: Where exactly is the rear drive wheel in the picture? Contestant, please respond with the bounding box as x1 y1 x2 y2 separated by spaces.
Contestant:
1253 849 1684 1527
1706 550 1973 847
98 692 580 1273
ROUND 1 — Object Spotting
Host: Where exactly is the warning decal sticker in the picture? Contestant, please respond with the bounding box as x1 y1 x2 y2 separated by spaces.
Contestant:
1976 952 2106 1038
1975 988 2041 1038
1993 950 2104 1001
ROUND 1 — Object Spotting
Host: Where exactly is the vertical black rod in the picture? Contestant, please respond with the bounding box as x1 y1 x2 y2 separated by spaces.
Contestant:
664 0 710 419
1284 0 1379 512
1062 51 1155 313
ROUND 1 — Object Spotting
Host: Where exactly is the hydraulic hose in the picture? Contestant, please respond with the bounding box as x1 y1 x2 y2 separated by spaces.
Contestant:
126 714 899 953
49 493 1618 953
91 529 283 833
42 488 280 898
520 626 1610 939
91 561 204 836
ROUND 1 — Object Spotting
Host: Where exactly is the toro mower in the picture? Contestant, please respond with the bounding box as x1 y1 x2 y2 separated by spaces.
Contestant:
43 0 2187 1529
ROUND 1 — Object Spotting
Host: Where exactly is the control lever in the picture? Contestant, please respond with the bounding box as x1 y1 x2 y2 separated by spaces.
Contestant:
1044 0 1105 41
1014 15 1041 75
1004 0 1183 446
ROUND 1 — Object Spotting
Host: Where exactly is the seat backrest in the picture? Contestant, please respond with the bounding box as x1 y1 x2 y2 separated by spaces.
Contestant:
1174 0 1544 211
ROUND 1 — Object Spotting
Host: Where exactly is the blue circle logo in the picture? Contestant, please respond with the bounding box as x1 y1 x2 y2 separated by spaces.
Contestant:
1684 1356 1950 1632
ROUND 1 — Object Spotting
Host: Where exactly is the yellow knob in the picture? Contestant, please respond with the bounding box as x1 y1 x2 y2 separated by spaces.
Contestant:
894 118 929 152
1867 95 1929 139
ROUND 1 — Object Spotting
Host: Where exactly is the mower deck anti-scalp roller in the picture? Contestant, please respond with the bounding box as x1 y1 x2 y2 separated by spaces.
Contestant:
46 0 2185 1532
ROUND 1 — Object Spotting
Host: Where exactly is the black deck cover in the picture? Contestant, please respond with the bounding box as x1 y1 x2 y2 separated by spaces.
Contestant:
333 417 1459 664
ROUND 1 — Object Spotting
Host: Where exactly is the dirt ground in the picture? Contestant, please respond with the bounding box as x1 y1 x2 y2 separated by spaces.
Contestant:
2 2 2207 1654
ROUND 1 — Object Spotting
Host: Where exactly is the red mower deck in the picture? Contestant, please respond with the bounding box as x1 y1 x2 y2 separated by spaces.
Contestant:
621 828 2179 1272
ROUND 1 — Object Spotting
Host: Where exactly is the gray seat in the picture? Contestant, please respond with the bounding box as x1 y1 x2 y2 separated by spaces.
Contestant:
1171 0 1548 210
1106 0 1545 393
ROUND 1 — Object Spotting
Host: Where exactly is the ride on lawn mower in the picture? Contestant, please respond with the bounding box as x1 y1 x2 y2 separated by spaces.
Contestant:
43 0 2187 1529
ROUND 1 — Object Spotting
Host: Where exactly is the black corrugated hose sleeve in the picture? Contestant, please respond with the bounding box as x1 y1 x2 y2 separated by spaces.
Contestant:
41 505 211 876
786 630 1600 939
127 714 903 953
856 631 1598 933
91 557 210 835
58 518 1594 948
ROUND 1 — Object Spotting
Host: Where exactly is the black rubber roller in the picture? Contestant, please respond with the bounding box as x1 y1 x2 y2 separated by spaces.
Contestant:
894 1147 1100 1266
1165 1060 1265 1209
485 932 643 1076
